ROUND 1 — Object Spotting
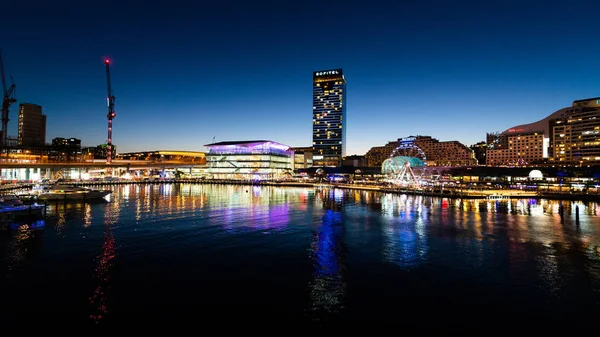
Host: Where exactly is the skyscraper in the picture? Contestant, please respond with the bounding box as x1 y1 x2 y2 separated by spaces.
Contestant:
18 103 46 147
312 69 346 167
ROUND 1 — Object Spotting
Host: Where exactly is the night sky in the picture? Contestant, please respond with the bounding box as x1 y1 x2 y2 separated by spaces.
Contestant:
3 0 600 155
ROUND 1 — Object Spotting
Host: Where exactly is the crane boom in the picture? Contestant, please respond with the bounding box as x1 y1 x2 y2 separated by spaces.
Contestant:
0 50 7 94
0 49 16 149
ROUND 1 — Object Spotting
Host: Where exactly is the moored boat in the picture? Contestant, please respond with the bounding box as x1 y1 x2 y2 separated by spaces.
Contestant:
35 184 112 201
0 194 45 217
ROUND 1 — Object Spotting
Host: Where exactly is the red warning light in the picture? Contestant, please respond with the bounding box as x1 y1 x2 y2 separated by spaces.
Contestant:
105 59 110 64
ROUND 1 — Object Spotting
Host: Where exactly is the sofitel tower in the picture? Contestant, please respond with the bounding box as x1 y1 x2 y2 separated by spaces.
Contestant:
312 69 346 167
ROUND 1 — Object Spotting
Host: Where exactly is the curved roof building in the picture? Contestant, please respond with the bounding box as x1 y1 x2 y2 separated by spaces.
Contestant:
487 97 600 166
500 107 569 138
204 140 290 155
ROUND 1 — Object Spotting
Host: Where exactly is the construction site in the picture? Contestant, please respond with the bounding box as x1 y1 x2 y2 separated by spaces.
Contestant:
0 50 118 169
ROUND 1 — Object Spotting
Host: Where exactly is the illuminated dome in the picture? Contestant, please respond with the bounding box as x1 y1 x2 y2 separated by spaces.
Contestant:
528 169 543 179
382 156 425 174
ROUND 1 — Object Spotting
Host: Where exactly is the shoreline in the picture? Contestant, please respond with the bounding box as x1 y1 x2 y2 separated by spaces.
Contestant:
2 179 599 202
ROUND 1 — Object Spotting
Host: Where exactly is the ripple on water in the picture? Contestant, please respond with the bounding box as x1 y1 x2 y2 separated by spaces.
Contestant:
2 185 600 327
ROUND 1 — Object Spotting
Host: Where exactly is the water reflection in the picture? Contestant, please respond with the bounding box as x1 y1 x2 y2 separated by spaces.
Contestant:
88 203 117 323
308 193 347 321
4 184 600 324
1 219 45 275
381 194 428 268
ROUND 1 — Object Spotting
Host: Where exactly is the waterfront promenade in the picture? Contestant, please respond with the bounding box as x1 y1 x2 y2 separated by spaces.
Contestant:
0 178 597 201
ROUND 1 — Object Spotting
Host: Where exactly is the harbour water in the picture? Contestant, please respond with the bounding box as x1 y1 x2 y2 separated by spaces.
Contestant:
1 183 600 331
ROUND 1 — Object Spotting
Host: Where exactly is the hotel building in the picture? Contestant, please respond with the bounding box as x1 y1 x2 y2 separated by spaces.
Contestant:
204 140 292 180
486 97 600 166
365 141 400 167
486 132 546 166
550 97 600 165
365 136 475 167
312 69 346 167
412 136 476 166
485 106 568 166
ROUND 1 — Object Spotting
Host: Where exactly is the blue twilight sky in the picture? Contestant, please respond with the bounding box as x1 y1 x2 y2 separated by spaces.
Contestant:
2 0 600 155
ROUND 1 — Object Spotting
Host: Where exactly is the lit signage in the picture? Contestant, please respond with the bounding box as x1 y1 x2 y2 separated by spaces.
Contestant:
315 70 339 76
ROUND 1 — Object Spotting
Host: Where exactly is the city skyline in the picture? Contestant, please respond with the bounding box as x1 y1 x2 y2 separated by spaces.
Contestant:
2 0 600 155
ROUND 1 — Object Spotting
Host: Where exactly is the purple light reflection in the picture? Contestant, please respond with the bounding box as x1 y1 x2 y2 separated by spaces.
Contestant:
215 204 291 231
207 141 290 156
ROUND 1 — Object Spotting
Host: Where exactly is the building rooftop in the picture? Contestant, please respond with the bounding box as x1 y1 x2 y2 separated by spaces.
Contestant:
500 107 570 137
573 97 600 103
204 140 273 147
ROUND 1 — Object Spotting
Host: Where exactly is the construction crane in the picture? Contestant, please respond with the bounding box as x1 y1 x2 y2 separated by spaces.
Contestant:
105 59 116 167
0 49 16 149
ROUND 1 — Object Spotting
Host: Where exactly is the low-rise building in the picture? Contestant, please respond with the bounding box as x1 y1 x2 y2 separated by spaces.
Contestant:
290 146 313 170
204 140 292 180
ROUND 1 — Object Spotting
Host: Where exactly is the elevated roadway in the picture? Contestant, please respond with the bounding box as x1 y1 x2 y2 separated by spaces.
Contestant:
0 160 206 171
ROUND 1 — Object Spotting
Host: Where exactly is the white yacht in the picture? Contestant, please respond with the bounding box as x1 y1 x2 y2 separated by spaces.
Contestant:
36 184 112 201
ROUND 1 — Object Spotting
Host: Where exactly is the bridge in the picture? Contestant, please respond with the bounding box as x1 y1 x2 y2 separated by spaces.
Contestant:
0 160 205 170
0 160 207 181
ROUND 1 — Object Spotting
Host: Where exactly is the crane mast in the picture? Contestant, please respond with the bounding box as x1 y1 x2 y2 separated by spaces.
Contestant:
0 50 16 150
105 59 116 167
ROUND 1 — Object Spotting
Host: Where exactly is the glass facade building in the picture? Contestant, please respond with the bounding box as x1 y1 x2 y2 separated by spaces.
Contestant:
204 140 292 180
312 69 346 167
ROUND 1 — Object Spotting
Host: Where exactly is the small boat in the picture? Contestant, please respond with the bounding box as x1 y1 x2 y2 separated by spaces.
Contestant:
0 194 24 207
35 184 112 201
0 194 45 216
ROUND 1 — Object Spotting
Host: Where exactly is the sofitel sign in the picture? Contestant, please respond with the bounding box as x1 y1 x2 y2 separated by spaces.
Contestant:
315 70 339 76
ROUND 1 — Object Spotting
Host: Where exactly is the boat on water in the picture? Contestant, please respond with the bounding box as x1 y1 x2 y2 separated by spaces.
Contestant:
34 184 112 201
0 194 45 216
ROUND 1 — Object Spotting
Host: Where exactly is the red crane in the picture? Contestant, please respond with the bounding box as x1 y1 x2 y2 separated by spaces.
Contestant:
0 49 16 149
105 59 116 166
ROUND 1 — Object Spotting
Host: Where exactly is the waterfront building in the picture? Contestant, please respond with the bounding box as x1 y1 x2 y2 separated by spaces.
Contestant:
204 140 292 180
289 146 313 170
365 141 399 167
312 68 346 167
486 131 546 166
50 137 82 162
549 97 600 166
117 150 206 165
342 155 367 167
365 136 475 167
485 97 600 166
470 141 487 165
18 103 46 147
85 144 118 160
412 136 476 166
485 106 568 166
